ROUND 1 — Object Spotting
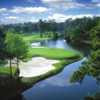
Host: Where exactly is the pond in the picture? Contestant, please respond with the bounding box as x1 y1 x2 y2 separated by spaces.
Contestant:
31 39 90 56
22 39 100 100
31 39 73 50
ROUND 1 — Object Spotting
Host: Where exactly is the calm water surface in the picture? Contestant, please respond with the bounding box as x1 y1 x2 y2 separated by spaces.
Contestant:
40 39 72 49
22 39 100 100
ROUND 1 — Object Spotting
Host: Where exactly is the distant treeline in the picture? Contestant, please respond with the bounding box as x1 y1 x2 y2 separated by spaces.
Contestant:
0 19 65 34
0 17 99 34
0 17 100 44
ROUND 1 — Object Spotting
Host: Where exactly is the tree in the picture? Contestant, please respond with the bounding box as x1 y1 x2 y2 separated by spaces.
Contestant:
5 32 28 77
89 22 100 69
70 22 100 83
38 19 45 37
0 29 5 59
64 17 99 44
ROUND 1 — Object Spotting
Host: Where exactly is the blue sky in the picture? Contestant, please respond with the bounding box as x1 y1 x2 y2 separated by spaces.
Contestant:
0 0 100 24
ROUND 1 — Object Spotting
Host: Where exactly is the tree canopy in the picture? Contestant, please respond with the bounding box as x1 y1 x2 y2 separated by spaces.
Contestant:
4 32 28 76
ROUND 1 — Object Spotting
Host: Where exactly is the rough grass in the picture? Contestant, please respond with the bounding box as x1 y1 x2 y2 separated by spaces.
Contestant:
0 67 17 75
27 47 81 60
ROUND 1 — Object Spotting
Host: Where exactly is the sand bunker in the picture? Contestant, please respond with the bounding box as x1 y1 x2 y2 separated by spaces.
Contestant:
19 57 59 77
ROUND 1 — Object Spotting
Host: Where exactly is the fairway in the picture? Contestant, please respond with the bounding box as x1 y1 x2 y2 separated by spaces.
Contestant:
28 47 80 60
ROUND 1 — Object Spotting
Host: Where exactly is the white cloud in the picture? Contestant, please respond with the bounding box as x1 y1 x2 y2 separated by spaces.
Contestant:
5 16 18 20
95 3 100 7
92 0 100 2
42 0 73 3
42 0 100 9
48 13 69 22
64 2 85 8
47 13 99 22
1 15 38 25
72 14 94 19
1 13 100 25
42 0 72 7
10 7 48 14
1 16 20 24
0 8 7 13
0 6 48 15
42 0 64 3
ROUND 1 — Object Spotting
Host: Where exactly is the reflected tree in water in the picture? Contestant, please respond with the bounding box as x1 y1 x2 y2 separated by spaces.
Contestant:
70 22 100 100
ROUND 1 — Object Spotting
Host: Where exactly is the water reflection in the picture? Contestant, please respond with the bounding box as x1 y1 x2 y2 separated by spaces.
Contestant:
33 39 90 56
40 39 73 49
23 39 99 100
23 58 100 100
70 59 100 100
70 63 100 85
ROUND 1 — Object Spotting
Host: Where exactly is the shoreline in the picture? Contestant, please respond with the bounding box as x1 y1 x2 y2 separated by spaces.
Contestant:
20 56 81 87
0 52 82 100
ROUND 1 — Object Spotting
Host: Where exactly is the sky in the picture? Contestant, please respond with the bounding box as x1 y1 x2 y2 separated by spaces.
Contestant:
0 0 100 24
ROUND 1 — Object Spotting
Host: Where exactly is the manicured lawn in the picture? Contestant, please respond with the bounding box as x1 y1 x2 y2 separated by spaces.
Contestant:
0 67 16 75
23 34 51 43
27 47 81 60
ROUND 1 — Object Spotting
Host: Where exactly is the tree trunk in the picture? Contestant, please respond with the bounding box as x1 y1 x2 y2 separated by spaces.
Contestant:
17 58 19 69
9 58 12 78
16 57 20 77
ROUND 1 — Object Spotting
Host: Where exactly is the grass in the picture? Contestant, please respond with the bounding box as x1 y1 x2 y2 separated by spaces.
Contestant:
23 34 51 43
0 67 17 75
27 47 81 60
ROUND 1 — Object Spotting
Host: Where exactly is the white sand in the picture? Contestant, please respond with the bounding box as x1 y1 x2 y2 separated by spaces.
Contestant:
19 57 59 77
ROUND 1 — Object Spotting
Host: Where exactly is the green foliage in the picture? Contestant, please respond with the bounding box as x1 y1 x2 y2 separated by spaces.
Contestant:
4 32 28 77
90 23 100 50
89 50 100 69
1 17 100 43
85 92 100 100
0 29 7 59
70 20 100 83
89 22 100 69
0 59 7 65
70 65 88 83
0 67 16 75
5 32 28 59
70 63 100 83
65 17 99 44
